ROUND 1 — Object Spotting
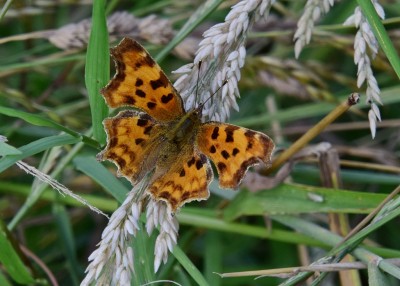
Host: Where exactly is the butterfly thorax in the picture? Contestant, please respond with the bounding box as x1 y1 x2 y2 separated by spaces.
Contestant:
166 108 202 147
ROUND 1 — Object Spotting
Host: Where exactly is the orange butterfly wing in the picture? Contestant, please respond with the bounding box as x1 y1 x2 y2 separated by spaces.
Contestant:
101 38 184 122
97 110 164 184
148 151 213 212
197 123 275 189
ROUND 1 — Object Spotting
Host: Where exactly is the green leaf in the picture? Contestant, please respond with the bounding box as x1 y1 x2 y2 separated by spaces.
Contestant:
368 261 391 286
132 225 156 285
0 220 35 284
223 183 388 221
85 0 109 144
0 54 85 74
204 231 222 286
53 202 81 285
0 271 12 286
155 0 224 62
179 208 326 247
0 106 98 148
233 86 400 127
173 246 209 286
73 156 129 203
0 141 21 156
358 0 400 79
0 106 80 137
0 134 79 173
0 181 118 213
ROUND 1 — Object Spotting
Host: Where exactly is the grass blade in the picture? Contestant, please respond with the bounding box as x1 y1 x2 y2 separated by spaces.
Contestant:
0 134 79 173
0 106 98 148
73 156 129 203
0 220 35 284
224 183 390 220
85 0 109 144
358 0 400 78
155 0 224 62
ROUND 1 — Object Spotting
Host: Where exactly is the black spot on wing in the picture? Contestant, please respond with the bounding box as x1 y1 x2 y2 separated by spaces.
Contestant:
225 126 239 143
187 157 196 167
144 126 153 135
211 127 219 140
147 102 157 109
135 78 143 87
150 72 169 90
195 160 203 170
137 118 148 127
136 89 146 98
217 162 227 172
161 93 174 104
123 96 136 105
135 138 145 145
221 150 230 159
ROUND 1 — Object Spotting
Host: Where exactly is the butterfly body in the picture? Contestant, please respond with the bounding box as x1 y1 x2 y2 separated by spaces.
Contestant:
98 38 274 212
165 108 201 145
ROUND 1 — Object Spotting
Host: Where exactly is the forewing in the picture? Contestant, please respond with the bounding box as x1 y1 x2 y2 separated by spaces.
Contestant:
101 38 184 122
197 123 274 189
97 110 163 184
148 151 213 212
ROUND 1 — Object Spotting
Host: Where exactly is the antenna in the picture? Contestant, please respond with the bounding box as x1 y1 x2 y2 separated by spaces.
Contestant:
198 79 228 110
194 61 202 108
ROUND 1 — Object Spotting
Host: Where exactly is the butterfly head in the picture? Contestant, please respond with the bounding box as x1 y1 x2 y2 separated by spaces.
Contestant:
191 79 228 119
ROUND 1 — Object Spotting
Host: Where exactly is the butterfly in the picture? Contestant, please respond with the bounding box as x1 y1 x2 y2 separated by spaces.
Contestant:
97 38 275 212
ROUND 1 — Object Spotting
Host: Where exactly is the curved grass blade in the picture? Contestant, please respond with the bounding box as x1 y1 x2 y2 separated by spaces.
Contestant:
0 106 98 148
0 134 79 173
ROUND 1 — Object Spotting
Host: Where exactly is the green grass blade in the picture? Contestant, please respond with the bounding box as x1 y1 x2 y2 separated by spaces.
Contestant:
0 134 79 173
0 106 98 148
0 271 12 286
0 141 21 156
132 227 156 284
273 215 400 283
0 220 35 284
331 196 400 257
0 106 81 136
0 54 85 74
173 245 209 286
368 261 391 286
7 139 86 230
233 86 400 127
204 231 222 286
293 165 400 186
179 208 326 248
0 181 118 212
73 156 129 203
155 0 224 62
223 183 390 221
358 0 400 78
53 202 81 285
85 0 109 144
